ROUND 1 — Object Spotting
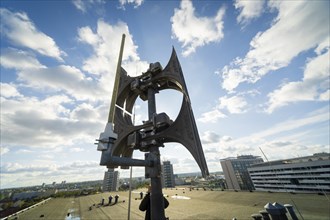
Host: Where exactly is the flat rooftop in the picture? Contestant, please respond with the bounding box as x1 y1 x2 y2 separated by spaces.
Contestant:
251 153 330 168
6 188 330 220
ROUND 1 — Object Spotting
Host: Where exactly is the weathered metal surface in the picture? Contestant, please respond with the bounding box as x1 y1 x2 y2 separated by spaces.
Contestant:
106 48 209 177
97 47 209 219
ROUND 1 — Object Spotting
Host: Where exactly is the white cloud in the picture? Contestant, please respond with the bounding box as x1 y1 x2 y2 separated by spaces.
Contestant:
0 94 103 148
222 136 232 142
119 0 144 9
198 95 247 123
198 109 226 123
72 0 87 12
17 65 104 101
319 90 330 101
0 8 65 61
0 48 46 70
4 160 77 175
259 143 329 162
173 158 200 174
70 103 100 121
70 147 85 152
265 141 293 148
1 162 57 174
1 48 102 102
0 147 10 156
210 106 329 160
218 95 248 114
77 26 99 45
266 48 329 113
16 149 34 154
38 154 54 160
69 161 99 168
1 18 150 168
0 83 22 98
234 0 265 25
0 160 103 187
77 19 149 104
171 0 225 56
77 20 148 76
238 106 329 143
72 0 106 13
201 131 220 144
221 1 329 92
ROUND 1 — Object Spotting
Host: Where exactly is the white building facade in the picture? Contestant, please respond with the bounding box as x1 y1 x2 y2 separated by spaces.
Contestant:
248 153 330 193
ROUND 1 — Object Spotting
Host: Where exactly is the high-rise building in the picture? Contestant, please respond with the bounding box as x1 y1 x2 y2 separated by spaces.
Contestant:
248 153 330 193
162 161 175 188
103 168 119 192
220 155 263 190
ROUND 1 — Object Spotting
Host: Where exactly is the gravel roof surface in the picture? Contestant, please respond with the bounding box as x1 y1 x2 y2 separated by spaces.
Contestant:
9 188 329 220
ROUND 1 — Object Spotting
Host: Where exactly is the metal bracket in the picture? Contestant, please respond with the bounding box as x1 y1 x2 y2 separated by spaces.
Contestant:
145 152 161 179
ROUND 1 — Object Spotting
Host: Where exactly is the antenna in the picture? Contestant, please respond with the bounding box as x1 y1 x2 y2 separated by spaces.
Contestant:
108 34 126 123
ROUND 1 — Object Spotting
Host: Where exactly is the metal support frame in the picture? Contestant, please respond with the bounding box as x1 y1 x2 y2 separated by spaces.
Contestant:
97 38 209 220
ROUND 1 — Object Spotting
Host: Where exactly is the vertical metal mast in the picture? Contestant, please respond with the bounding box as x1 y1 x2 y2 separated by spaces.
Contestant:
147 88 166 220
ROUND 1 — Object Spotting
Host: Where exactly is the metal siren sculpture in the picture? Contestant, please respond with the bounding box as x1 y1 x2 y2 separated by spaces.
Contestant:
96 34 209 220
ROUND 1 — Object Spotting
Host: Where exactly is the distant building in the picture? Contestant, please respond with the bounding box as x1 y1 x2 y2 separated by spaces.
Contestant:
12 191 40 201
248 153 330 193
103 168 119 192
174 174 185 186
12 190 56 201
162 161 175 188
220 155 263 190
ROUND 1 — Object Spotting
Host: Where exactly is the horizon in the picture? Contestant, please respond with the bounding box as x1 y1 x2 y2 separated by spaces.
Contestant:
1 0 329 189
1 170 224 190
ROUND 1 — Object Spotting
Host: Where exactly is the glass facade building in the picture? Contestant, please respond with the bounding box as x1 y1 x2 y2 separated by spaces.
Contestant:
102 168 119 192
162 161 175 188
220 155 264 190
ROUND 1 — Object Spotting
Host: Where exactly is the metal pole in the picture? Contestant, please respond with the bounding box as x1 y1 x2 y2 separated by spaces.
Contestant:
128 166 133 220
108 34 126 123
147 87 166 220
128 107 135 220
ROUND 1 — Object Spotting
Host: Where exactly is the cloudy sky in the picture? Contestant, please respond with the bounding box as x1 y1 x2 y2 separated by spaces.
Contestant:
1 0 329 189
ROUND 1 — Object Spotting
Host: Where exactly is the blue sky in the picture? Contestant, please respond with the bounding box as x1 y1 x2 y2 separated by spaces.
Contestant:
1 0 329 189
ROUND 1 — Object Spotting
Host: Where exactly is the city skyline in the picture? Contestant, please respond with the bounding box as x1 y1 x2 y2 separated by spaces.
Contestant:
1 0 329 188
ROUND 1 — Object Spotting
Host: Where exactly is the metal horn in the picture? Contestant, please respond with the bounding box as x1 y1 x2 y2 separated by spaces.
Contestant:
102 48 209 177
